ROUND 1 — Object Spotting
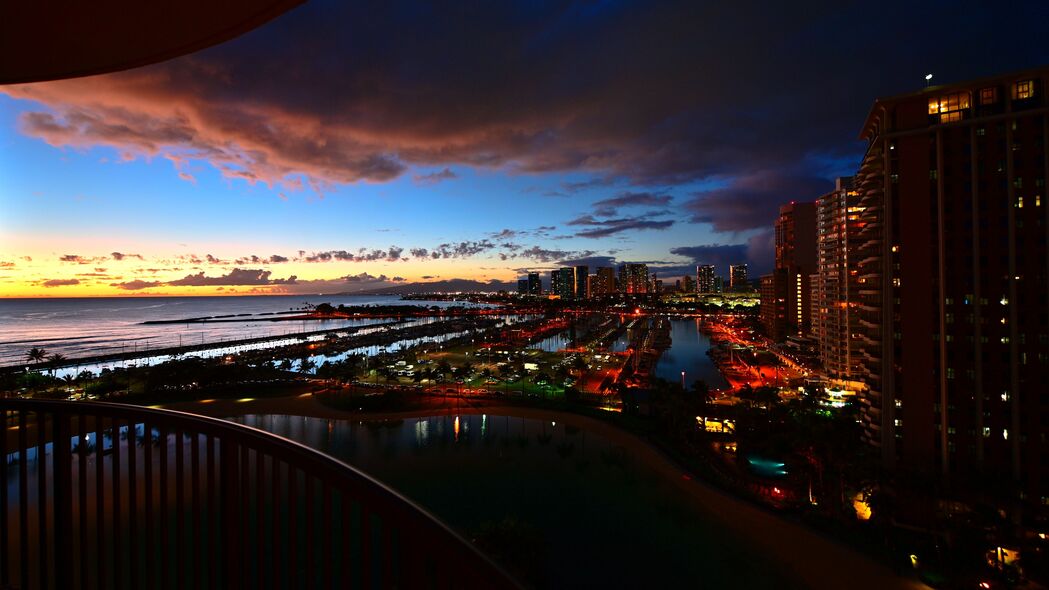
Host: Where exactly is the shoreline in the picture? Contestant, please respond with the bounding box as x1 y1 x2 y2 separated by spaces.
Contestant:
163 394 927 590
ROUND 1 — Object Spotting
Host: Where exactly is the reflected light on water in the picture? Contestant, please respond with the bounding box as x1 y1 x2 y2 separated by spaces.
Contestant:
414 419 429 446
454 415 460 442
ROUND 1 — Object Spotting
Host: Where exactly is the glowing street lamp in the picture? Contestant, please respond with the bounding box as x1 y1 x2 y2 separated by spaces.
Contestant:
924 73 933 88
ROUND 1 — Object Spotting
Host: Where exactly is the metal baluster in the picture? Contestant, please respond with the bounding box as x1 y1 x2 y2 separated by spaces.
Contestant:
53 412 73 590
37 411 48 588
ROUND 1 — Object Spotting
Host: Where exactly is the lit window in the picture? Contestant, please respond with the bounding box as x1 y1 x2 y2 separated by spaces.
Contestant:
1003 428 1009 440
1017 196 1024 208
982 427 991 438
940 111 962 123
928 92 971 115
979 87 998 104
1013 80 1034 100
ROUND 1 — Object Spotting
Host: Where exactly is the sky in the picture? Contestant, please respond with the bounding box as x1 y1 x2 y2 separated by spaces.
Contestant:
1 0 1047 297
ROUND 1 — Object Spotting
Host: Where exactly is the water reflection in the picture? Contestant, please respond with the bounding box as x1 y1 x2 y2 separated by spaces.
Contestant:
654 318 728 389
232 414 795 589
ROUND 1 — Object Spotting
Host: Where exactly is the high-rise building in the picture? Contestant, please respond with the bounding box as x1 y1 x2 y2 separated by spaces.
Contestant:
814 178 862 386
759 272 787 339
681 275 695 293
854 68 1049 518
729 264 748 291
713 276 724 294
761 202 818 340
618 263 649 294
517 278 529 295
527 272 542 296
697 265 716 293
592 267 616 297
551 267 575 299
573 265 589 299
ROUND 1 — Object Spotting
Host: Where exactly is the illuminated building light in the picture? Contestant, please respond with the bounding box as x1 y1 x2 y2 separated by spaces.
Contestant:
852 492 872 521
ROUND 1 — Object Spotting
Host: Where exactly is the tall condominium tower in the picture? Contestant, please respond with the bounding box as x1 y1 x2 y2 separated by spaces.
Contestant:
761 202 817 340
573 265 589 299
855 68 1049 520
697 264 716 293
729 264 748 291
814 178 862 387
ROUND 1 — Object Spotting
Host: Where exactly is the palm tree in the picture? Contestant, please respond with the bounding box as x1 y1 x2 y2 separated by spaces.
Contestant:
26 347 47 365
47 353 67 376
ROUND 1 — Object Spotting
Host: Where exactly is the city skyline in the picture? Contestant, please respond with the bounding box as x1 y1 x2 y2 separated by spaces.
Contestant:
2 0 1048 297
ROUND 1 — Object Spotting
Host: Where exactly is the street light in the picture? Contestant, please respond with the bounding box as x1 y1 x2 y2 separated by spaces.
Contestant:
925 73 933 88
681 370 686 390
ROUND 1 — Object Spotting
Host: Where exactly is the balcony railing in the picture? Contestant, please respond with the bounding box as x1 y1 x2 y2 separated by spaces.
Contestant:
0 399 518 589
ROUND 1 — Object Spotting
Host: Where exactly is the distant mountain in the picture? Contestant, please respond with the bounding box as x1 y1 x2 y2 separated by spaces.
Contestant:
337 279 516 296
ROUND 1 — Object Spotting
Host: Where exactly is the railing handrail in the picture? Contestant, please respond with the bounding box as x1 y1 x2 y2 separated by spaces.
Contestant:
0 398 520 589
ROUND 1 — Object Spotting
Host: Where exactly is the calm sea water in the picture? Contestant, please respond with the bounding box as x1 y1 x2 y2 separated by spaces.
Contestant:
237 414 798 589
654 318 729 389
0 295 489 366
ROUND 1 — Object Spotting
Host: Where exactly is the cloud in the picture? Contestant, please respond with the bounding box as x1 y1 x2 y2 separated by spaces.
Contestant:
343 272 396 283
0 261 14 268
5 1 1045 232
683 170 831 232
303 247 404 263
111 279 164 290
669 244 749 267
558 255 618 268
59 254 97 264
40 278 80 287
110 251 143 261
669 237 773 276
572 217 674 239
591 191 671 216
412 167 458 185
167 268 297 286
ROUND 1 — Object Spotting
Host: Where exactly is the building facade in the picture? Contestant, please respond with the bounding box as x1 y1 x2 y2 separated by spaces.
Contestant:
855 68 1049 518
573 266 589 299
527 272 542 296
619 263 649 294
729 264 748 291
761 202 818 340
697 264 715 293
814 178 863 386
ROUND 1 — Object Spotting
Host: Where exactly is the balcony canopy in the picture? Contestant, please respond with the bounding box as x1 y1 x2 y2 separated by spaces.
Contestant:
0 0 305 84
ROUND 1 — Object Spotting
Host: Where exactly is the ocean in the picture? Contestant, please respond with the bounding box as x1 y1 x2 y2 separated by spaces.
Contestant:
0 294 488 367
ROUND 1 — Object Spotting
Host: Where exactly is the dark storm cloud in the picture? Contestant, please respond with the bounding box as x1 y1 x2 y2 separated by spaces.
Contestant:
684 171 831 232
670 244 749 267
4 1 1048 228
167 268 297 286
670 236 774 276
